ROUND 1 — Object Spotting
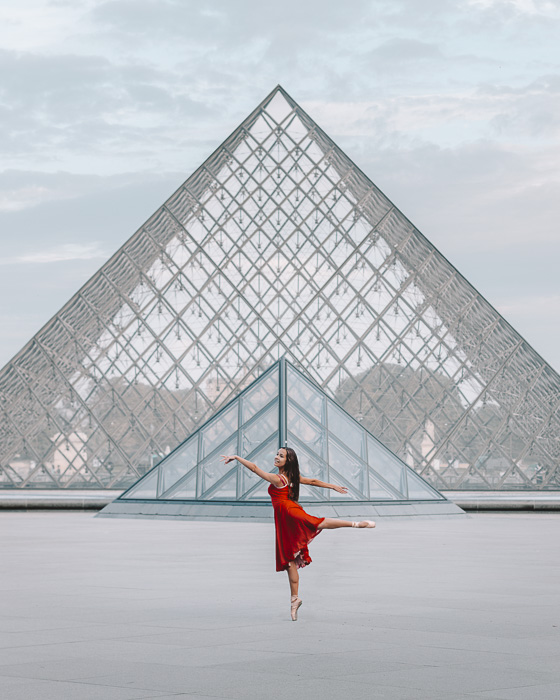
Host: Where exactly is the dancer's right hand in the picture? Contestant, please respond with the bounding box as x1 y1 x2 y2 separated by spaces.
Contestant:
220 455 237 464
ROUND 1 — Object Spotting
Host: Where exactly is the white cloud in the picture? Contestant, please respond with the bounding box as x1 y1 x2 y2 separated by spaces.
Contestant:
494 293 560 370
304 75 560 146
0 243 107 265
496 294 560 318
466 0 560 17
0 1 89 51
0 185 54 212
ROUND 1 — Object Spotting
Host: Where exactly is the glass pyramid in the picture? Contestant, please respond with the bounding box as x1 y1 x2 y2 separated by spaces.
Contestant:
110 358 446 518
1 86 559 491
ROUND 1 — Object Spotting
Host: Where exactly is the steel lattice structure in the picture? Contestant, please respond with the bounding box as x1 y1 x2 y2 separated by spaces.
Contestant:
1 86 559 490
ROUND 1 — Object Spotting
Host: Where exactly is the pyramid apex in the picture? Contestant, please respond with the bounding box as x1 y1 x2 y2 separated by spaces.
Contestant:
260 86 295 122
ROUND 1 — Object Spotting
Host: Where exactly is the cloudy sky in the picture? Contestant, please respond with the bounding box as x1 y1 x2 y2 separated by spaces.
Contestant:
1 0 559 371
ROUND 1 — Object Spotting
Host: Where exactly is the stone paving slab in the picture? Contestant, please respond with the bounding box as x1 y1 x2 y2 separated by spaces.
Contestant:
0 512 559 700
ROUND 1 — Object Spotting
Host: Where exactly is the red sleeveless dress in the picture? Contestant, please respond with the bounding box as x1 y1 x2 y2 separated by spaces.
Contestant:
268 474 325 572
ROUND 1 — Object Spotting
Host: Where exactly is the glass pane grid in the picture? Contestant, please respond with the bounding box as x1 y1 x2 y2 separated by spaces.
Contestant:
2 87 558 492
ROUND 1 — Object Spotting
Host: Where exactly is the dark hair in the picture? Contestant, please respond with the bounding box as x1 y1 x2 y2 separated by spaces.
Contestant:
284 447 300 502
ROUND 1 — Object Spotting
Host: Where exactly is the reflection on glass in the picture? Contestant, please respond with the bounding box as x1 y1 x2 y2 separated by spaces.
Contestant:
407 470 441 500
122 469 158 499
242 366 279 422
207 471 237 499
287 367 324 422
199 436 237 496
240 439 277 498
327 401 364 459
242 403 278 454
168 469 196 499
287 405 326 459
288 435 327 482
245 480 271 500
201 404 238 459
158 437 197 496
328 438 367 496
368 471 397 500
366 435 406 496
299 483 326 501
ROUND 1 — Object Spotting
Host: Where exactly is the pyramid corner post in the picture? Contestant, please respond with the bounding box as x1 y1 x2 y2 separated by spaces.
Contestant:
279 356 288 449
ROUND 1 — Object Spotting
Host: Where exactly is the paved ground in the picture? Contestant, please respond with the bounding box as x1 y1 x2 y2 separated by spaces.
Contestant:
0 512 559 700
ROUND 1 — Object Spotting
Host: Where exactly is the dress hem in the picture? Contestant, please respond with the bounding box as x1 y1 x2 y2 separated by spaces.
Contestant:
276 517 325 572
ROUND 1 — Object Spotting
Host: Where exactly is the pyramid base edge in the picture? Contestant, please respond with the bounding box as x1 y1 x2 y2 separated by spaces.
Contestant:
95 499 466 521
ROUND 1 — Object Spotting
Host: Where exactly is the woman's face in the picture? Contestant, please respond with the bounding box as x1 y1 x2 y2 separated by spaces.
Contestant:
274 448 287 470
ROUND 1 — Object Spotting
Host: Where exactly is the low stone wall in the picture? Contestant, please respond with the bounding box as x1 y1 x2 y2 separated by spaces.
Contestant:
0 490 121 510
444 491 560 511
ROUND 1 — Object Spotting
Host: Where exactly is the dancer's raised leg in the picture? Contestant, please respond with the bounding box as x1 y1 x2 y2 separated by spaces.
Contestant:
318 518 375 529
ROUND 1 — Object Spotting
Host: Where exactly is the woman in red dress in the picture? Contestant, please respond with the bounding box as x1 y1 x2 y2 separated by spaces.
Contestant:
221 447 375 621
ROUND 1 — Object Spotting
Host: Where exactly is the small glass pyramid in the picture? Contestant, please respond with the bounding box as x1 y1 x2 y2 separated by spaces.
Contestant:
118 358 443 505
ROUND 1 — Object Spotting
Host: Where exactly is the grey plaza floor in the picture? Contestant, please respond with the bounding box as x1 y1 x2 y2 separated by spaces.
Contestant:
1 512 560 700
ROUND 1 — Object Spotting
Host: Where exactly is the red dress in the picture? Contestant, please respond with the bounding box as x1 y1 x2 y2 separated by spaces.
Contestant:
268 474 325 572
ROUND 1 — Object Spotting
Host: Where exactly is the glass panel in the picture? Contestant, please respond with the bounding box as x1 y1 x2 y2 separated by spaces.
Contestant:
168 468 196 499
241 402 278 455
327 401 364 459
122 469 158 499
328 438 368 497
158 437 198 496
299 483 326 501
206 470 237 500
287 405 326 459
199 436 237 496
367 435 406 496
245 479 271 500
201 403 238 458
406 470 442 500
368 470 398 500
328 470 353 500
240 439 277 497
242 366 279 422
288 435 327 482
287 366 324 422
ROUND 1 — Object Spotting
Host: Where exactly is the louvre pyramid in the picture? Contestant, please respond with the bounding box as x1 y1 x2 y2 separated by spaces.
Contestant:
99 358 463 520
1 85 559 491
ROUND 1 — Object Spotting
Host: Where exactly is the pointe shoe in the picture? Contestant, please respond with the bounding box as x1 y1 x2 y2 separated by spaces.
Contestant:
290 596 302 621
352 521 376 528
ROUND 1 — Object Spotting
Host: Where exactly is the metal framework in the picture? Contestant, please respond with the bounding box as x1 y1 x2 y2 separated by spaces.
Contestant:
1 86 559 490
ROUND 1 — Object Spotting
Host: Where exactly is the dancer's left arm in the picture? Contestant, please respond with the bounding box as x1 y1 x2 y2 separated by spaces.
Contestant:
300 476 348 494
220 454 283 487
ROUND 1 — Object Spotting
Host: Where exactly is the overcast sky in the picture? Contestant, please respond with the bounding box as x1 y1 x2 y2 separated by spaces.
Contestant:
0 0 559 372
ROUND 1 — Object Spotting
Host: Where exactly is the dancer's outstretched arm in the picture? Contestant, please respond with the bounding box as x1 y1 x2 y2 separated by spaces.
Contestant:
300 476 348 495
220 454 283 487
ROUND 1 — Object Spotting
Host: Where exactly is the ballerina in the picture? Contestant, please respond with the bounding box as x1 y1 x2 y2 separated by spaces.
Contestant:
220 446 375 621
